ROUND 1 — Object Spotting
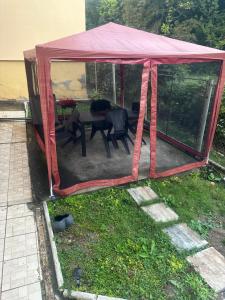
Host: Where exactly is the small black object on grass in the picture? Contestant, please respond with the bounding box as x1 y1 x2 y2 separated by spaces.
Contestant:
73 267 82 287
52 214 74 232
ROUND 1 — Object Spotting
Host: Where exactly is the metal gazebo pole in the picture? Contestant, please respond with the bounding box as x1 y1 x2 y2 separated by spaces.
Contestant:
112 63 117 104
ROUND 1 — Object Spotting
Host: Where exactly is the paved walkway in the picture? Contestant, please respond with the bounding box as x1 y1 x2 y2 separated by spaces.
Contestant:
0 118 43 299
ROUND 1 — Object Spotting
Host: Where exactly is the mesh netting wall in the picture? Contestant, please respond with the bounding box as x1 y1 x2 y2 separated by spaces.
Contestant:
53 62 146 189
86 63 144 109
25 60 44 140
209 94 225 167
156 62 221 173
86 62 114 102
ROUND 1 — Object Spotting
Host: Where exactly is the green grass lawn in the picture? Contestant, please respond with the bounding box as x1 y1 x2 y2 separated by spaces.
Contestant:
48 168 225 299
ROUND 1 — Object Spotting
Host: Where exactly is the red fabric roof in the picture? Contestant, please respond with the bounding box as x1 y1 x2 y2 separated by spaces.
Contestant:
24 22 225 60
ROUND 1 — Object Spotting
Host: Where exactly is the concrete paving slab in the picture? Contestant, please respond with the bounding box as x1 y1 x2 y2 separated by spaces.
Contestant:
0 238 4 262
128 186 158 205
3 282 42 300
1 282 42 300
0 207 7 220
0 220 6 239
6 216 36 237
2 254 41 291
11 122 27 143
163 223 208 251
187 247 225 292
0 121 42 298
0 124 12 144
7 204 34 219
0 261 2 287
7 196 33 206
142 203 179 222
0 180 9 191
4 232 38 260
0 195 8 207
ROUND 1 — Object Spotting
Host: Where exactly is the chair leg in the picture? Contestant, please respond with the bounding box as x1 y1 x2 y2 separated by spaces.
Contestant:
121 137 130 155
127 133 134 145
62 136 73 147
90 127 97 140
100 130 111 158
111 135 119 149
142 137 147 145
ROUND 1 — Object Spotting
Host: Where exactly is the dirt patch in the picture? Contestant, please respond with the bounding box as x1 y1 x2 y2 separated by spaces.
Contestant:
26 122 49 201
208 227 225 257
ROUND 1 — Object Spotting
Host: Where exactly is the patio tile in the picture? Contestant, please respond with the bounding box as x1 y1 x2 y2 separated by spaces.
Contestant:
0 261 3 285
8 142 32 205
4 232 38 260
0 124 13 144
6 216 36 237
0 238 4 261
163 223 208 251
187 247 225 292
0 206 7 220
0 180 9 190
2 254 41 291
0 194 8 207
1 282 42 300
142 203 179 222
0 219 6 239
11 122 27 143
7 197 33 206
7 204 34 219
128 186 158 205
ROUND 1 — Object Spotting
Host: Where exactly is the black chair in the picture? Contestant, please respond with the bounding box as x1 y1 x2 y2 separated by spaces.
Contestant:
106 108 134 156
90 99 111 113
56 110 82 147
128 101 146 145
89 99 112 139
88 99 112 157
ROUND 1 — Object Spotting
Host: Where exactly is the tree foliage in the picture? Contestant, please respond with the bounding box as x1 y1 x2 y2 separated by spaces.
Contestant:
86 0 225 49
86 0 225 147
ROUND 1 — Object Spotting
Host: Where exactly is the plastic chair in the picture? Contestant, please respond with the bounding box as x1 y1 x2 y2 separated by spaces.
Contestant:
106 108 134 155
128 102 146 145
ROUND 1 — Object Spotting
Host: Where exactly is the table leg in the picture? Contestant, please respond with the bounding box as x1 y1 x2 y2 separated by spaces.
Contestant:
80 124 86 156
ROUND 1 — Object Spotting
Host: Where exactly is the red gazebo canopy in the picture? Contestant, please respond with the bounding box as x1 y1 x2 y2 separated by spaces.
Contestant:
24 23 225 196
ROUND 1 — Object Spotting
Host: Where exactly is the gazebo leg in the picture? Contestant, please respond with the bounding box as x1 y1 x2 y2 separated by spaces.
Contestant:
49 178 56 201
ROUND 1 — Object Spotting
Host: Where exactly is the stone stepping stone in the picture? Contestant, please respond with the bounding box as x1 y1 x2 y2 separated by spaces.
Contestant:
163 223 208 251
142 203 178 222
187 247 225 292
127 186 158 205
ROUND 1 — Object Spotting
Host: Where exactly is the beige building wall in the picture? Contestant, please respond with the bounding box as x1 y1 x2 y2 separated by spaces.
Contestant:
0 0 86 100
51 62 87 99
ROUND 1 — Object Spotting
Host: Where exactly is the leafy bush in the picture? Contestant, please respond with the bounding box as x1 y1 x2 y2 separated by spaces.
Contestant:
214 92 225 151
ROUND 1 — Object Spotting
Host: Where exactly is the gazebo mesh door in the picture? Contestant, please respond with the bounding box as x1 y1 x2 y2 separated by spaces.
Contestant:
156 61 221 174
54 61 146 189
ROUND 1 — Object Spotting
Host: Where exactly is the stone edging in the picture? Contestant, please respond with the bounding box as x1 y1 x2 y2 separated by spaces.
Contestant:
43 201 64 290
43 201 126 300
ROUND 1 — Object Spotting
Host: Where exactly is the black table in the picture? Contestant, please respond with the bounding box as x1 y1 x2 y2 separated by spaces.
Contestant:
77 110 138 156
